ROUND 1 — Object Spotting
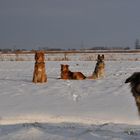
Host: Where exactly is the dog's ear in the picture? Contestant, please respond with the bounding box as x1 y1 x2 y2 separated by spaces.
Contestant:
125 72 140 83
125 73 137 83
125 77 132 83
35 51 38 60
102 54 104 59
66 64 69 67
97 54 100 60
66 64 69 69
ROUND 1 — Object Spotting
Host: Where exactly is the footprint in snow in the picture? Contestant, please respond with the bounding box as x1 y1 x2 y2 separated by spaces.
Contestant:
66 80 72 86
72 94 80 102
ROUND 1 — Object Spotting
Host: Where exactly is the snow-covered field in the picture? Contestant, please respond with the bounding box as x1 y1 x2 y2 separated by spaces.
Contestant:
0 60 140 139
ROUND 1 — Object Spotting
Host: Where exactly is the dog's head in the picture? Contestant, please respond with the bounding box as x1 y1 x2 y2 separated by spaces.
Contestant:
35 51 45 63
125 72 140 95
61 64 69 72
97 54 104 62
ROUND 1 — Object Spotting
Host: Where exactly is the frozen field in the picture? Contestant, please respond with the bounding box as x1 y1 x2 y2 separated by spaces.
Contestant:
0 60 140 139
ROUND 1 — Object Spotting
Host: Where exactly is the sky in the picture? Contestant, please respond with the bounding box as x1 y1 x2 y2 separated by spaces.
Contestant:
0 0 140 50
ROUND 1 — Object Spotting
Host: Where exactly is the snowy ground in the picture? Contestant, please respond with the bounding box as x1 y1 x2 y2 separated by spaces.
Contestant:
0 60 140 139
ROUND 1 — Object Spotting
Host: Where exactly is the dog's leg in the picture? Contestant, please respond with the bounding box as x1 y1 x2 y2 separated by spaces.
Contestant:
32 69 37 83
41 73 47 82
33 73 38 83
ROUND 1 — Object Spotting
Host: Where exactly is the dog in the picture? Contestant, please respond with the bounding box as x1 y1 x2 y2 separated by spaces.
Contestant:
125 72 140 115
61 64 86 80
88 54 105 79
32 51 47 83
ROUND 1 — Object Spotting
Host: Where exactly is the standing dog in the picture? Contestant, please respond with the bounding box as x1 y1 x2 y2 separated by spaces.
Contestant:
61 64 86 80
88 54 105 79
125 72 140 115
32 51 47 83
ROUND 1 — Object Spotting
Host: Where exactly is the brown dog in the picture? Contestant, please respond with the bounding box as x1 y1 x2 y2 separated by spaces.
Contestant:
125 72 140 115
32 51 47 83
61 64 86 80
88 54 105 79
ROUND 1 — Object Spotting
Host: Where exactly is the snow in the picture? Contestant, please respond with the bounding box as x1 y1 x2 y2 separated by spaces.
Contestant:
0 60 140 139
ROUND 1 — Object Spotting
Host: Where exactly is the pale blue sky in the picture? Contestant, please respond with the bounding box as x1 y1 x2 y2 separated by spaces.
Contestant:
0 0 140 49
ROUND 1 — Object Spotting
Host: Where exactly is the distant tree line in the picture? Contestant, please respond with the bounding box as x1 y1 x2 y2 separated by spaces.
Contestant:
0 46 131 53
0 48 27 53
2 39 140 53
38 47 63 51
88 46 130 50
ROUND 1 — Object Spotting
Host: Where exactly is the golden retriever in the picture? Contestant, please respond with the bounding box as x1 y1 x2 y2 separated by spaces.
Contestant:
32 51 47 83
